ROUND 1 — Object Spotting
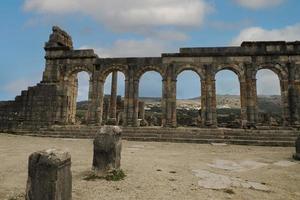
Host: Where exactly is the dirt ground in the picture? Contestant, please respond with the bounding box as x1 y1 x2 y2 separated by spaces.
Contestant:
0 133 299 200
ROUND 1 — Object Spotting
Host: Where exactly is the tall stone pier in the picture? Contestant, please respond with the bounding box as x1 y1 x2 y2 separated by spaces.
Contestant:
110 72 118 118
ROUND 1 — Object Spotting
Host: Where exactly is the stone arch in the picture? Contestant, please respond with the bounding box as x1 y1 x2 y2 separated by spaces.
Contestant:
62 66 93 125
135 65 165 81
64 65 93 80
254 63 289 126
99 65 128 81
138 69 164 126
213 64 247 127
252 63 288 81
174 64 205 80
214 64 245 82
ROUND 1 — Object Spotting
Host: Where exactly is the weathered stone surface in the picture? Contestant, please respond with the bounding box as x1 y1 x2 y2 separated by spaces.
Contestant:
93 126 122 175
25 149 72 200
293 136 300 160
0 26 300 131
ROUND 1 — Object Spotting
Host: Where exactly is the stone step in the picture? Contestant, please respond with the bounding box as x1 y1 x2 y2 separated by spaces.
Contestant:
224 135 296 141
5 127 298 147
123 136 294 147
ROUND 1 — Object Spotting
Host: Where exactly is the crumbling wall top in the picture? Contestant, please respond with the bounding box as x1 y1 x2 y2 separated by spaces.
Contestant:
45 26 73 50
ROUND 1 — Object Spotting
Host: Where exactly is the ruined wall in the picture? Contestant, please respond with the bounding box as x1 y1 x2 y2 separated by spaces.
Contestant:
1 26 300 131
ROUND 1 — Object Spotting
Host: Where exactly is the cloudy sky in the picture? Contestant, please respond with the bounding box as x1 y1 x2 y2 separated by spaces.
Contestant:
1 0 299 101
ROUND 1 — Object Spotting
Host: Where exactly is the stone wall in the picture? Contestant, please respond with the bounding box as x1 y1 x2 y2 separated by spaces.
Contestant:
0 26 300 130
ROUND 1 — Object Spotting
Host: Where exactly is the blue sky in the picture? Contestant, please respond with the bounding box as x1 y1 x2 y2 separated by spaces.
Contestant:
0 0 299 101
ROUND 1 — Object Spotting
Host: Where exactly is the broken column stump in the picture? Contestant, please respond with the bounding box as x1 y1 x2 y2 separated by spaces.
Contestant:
293 136 300 160
25 149 72 200
93 126 122 175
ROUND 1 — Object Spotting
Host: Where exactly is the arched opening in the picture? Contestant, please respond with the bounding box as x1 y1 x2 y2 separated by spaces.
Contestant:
68 71 90 124
215 70 241 128
256 69 282 126
103 71 125 125
176 70 201 127
138 71 163 127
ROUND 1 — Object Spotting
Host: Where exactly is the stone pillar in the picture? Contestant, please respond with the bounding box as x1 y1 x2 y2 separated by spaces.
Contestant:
87 76 104 125
280 79 290 126
202 71 217 127
138 101 148 126
109 71 118 121
133 79 139 126
86 75 94 124
162 65 177 127
240 80 248 122
162 79 177 127
200 80 206 127
286 62 300 126
93 126 122 175
244 76 258 127
138 101 145 119
26 149 72 200
123 66 139 127
293 79 300 125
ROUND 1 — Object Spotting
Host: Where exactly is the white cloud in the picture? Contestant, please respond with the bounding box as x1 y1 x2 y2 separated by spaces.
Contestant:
231 24 300 45
24 0 211 32
233 0 285 9
81 38 172 58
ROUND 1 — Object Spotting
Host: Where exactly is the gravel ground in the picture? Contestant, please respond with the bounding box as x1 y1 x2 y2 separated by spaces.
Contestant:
0 133 299 200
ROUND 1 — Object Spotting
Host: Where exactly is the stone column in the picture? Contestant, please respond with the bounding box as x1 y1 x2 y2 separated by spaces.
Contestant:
87 76 104 125
26 149 72 200
123 66 138 126
288 62 300 126
202 73 217 127
161 79 167 126
133 79 139 127
280 79 290 126
138 101 145 119
242 66 258 127
96 79 105 125
162 65 177 127
240 80 248 122
293 79 300 125
86 75 94 124
109 71 118 120
245 77 258 126
123 78 129 126
200 80 206 127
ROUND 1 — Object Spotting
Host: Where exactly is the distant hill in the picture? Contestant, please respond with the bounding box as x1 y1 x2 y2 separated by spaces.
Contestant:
76 95 281 114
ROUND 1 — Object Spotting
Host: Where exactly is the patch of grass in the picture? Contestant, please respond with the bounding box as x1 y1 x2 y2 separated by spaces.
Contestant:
83 169 126 182
105 169 126 181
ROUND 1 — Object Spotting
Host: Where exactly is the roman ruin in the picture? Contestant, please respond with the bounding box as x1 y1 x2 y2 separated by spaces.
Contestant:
0 26 299 145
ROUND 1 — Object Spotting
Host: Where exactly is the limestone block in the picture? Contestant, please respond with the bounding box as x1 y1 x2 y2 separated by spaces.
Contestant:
93 126 122 175
26 149 72 200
